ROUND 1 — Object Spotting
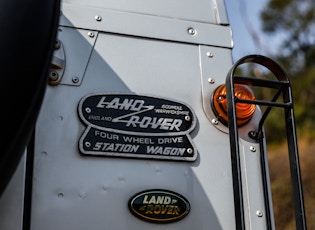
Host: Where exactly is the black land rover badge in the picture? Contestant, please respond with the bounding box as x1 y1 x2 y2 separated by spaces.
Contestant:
128 189 190 223
78 93 197 161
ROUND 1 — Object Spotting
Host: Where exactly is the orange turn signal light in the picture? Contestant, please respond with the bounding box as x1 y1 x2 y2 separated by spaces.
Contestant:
212 84 256 126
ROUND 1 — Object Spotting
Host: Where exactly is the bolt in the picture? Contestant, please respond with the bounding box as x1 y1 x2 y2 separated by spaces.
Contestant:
49 70 59 81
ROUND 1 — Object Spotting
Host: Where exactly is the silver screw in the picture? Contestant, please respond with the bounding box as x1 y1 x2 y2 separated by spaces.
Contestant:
250 146 256 152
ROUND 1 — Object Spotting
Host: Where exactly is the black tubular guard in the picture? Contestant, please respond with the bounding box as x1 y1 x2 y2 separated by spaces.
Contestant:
0 0 61 197
226 54 307 230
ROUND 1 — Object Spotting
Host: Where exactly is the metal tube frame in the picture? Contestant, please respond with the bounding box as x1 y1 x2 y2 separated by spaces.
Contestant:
225 54 307 230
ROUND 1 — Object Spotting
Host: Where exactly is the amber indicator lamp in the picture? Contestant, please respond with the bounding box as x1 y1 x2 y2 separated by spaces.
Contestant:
212 84 256 126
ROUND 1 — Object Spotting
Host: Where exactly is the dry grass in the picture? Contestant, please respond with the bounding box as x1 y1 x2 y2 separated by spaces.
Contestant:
267 138 315 229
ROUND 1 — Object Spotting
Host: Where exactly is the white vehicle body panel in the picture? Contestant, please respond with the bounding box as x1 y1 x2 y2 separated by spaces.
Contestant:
0 1 272 229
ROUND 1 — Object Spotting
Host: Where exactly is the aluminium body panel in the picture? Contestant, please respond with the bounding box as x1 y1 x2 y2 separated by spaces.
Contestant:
0 0 272 229
31 30 237 230
60 3 233 49
0 154 26 230
62 0 229 25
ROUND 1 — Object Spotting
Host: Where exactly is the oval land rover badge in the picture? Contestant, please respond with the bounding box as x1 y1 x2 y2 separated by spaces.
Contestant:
128 189 190 223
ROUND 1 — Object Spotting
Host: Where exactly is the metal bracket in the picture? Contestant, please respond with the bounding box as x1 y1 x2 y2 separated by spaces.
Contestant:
48 39 65 86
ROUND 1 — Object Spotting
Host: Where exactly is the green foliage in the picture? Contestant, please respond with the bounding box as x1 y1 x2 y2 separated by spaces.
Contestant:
259 0 315 141
259 0 315 228
261 0 315 73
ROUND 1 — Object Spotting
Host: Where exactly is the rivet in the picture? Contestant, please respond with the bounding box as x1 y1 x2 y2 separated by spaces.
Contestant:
250 146 256 152
102 185 108 191
79 192 86 199
187 148 193 154
118 176 125 182
249 130 258 139
187 27 196 35
55 39 61 50
72 76 79 83
85 142 91 148
95 15 102 21
256 210 263 217
208 78 215 84
58 193 64 198
185 116 191 121
85 107 91 113
207 52 214 58
87 31 95 38
211 119 219 125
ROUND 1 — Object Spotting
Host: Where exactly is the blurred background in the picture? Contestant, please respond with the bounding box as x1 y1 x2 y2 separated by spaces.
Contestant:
225 0 315 229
